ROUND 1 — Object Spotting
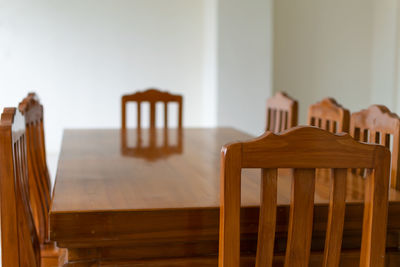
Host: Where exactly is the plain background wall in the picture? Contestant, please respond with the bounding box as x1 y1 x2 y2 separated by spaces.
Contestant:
274 0 400 123
217 0 273 136
274 0 373 123
370 0 400 112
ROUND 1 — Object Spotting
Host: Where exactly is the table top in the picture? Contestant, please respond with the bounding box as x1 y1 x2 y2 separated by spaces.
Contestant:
51 128 400 215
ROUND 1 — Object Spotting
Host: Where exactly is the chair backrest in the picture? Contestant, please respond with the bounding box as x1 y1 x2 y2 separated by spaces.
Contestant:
266 92 298 133
18 93 51 244
121 88 183 130
219 126 390 267
308 98 350 133
0 107 41 266
350 105 400 190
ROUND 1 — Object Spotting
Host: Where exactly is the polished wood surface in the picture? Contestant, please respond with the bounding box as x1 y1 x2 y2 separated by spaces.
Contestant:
121 88 183 131
0 107 41 266
350 105 400 190
266 92 298 133
19 93 52 244
121 126 183 161
51 128 255 212
50 128 400 266
219 127 390 267
308 98 350 133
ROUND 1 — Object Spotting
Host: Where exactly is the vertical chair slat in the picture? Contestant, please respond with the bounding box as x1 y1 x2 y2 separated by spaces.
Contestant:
284 111 289 129
255 168 278 267
137 101 141 129
266 109 272 130
26 124 48 244
360 158 390 267
270 109 276 132
392 134 400 189
284 168 315 267
121 98 126 130
275 110 282 133
383 133 391 149
178 97 183 128
219 144 242 267
164 102 168 128
150 102 156 129
322 168 347 267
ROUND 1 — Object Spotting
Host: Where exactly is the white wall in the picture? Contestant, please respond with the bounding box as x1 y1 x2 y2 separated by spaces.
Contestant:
274 0 400 123
274 0 374 123
370 0 400 112
217 0 273 136
0 0 211 156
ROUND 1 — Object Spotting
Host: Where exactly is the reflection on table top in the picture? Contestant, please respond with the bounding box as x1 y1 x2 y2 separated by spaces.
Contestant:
51 128 400 214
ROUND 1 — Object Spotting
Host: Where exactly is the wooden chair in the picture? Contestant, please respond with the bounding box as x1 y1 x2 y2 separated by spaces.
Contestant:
19 93 66 266
18 93 51 244
219 126 390 267
308 98 350 133
0 107 41 266
121 88 183 130
266 92 298 133
350 105 400 190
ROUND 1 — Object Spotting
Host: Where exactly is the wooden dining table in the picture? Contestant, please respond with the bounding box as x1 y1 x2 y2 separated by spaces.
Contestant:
50 128 400 266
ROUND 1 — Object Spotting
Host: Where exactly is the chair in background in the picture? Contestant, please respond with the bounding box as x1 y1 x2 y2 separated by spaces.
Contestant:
121 88 183 131
19 93 65 266
266 92 298 133
219 126 390 267
308 98 350 133
350 105 400 190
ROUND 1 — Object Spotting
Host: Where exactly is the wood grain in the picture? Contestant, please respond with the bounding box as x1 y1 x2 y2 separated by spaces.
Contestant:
219 126 391 267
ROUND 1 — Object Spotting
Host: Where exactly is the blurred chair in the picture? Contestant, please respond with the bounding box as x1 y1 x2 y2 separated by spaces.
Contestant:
266 92 298 133
350 105 400 190
0 107 65 266
121 88 183 131
308 98 350 133
219 126 390 267
19 93 65 266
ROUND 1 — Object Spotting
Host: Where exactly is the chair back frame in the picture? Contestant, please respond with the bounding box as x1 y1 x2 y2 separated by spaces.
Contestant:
350 105 400 189
219 126 390 267
0 107 41 266
121 88 183 130
308 98 350 133
266 92 298 133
